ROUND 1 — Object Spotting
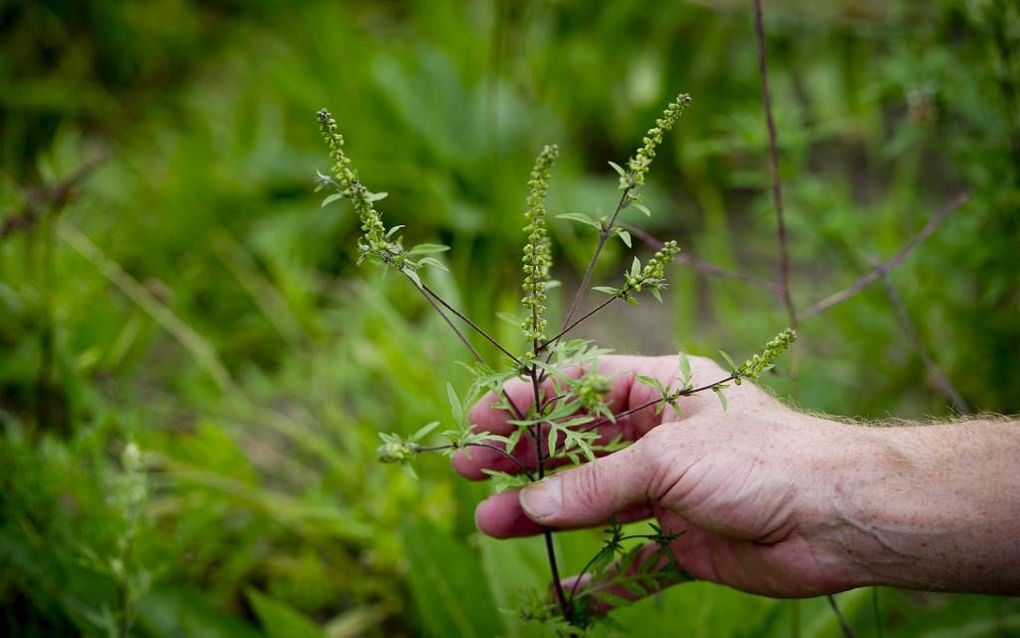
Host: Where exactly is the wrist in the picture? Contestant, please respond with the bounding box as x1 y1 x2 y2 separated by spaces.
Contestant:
820 420 1020 593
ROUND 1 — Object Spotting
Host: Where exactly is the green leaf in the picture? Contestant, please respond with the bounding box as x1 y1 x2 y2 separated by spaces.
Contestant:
635 374 665 393
366 191 389 202
402 520 504 638
593 286 620 295
630 257 641 278
411 421 440 441
617 229 632 248
608 161 628 178
557 212 601 229
246 589 324 638
402 267 422 288
713 386 728 411
677 352 693 385
416 256 449 272
385 224 405 238
407 243 450 255
633 202 652 217
718 350 738 373
447 383 463 425
321 193 343 208
480 469 532 492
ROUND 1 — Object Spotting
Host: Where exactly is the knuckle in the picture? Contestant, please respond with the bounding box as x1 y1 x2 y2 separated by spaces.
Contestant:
570 462 606 511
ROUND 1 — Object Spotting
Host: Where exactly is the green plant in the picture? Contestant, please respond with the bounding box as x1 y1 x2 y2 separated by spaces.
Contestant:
316 96 797 632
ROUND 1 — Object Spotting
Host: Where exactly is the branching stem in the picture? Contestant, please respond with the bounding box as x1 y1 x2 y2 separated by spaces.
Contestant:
580 374 737 434
541 294 619 351
418 281 521 365
414 442 534 480
560 188 633 331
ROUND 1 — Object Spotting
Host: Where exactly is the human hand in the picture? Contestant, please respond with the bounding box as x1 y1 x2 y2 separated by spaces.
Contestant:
453 354 873 601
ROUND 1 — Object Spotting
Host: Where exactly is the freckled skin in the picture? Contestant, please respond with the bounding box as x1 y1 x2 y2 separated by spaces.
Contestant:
456 354 1020 604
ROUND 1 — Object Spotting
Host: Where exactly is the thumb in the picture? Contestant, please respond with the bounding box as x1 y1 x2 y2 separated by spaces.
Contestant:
518 443 656 528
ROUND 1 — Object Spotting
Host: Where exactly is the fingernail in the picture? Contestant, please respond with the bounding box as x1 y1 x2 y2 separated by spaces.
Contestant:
520 476 562 521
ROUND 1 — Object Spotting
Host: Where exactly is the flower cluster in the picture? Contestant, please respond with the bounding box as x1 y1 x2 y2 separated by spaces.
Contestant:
521 144 559 342
624 93 692 188
739 328 797 380
574 371 611 413
317 108 388 254
625 240 680 293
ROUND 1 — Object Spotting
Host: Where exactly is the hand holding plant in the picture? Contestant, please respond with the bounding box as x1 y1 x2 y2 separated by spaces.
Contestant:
317 92 802 630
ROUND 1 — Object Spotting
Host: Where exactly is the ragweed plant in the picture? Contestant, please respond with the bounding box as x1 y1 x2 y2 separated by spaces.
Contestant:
317 94 795 632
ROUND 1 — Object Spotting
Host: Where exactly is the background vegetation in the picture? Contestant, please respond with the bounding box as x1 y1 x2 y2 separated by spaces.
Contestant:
1 0 1017 636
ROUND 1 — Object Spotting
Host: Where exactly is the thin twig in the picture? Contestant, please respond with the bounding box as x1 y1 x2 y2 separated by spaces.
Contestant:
877 271 970 414
560 188 633 331
530 360 572 622
753 0 797 327
1 156 105 240
800 193 970 320
827 594 858 638
624 223 785 294
579 374 737 434
413 283 485 362
419 282 521 365
415 442 534 480
406 275 527 421
542 294 619 350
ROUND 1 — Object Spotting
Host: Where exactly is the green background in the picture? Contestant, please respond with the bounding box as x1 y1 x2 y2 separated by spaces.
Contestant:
1 0 1018 636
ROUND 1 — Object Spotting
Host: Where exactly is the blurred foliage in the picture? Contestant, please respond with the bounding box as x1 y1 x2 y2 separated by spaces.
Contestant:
1 0 1018 636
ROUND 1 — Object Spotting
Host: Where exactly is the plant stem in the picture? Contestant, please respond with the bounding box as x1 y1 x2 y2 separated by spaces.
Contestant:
541 293 619 351
419 282 521 365
413 283 485 362
753 0 798 328
579 374 737 434
827 594 858 638
404 271 531 426
799 193 969 319
877 267 970 413
566 533 666 602
559 188 632 331
531 315 571 623
414 442 534 480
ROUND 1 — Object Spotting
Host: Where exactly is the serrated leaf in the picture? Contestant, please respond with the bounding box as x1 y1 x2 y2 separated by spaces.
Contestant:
718 350 738 373
321 193 343 208
608 161 628 178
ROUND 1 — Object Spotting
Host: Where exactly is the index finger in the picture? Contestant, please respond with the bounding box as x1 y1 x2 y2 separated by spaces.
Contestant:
452 354 720 479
